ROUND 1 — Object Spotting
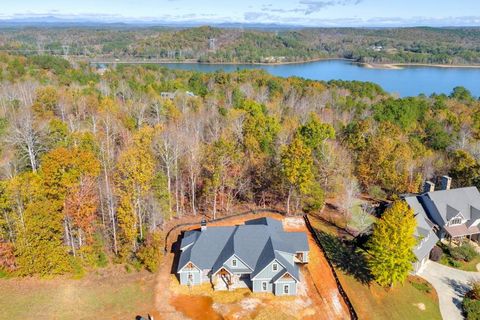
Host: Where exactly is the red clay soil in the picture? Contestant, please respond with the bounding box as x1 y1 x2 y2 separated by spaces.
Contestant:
285 220 350 320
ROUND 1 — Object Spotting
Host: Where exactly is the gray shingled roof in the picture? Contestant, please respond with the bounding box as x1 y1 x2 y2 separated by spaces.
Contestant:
422 187 480 224
177 217 308 277
404 195 440 261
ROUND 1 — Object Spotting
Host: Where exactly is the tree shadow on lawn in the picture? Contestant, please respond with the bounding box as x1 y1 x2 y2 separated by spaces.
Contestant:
315 230 373 285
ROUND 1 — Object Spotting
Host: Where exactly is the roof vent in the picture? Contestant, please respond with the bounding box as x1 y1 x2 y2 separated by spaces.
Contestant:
441 176 452 191
201 217 207 231
423 181 435 193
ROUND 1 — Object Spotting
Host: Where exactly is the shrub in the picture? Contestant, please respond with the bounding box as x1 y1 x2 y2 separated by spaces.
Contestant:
368 185 387 200
468 280 480 300
136 231 164 272
451 243 478 262
463 297 480 320
0 242 16 272
411 281 432 294
430 246 443 262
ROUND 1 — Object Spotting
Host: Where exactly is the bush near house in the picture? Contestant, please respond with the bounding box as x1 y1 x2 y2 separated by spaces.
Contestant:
438 242 480 271
450 243 478 262
463 281 480 320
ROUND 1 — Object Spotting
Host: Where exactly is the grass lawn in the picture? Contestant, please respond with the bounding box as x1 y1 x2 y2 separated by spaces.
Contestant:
0 267 156 320
338 272 442 320
308 213 442 320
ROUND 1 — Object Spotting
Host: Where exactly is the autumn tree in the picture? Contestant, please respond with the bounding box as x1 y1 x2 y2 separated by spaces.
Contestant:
203 137 242 218
281 134 314 214
16 200 70 275
368 201 417 287
39 147 100 266
115 127 155 258
448 150 480 188
32 86 59 116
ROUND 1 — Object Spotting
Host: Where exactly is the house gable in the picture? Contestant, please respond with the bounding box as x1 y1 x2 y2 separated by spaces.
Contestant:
274 271 298 283
251 259 285 280
178 261 200 273
224 254 252 272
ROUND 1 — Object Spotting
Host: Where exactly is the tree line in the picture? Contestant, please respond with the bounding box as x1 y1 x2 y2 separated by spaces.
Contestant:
1 26 480 65
0 53 479 277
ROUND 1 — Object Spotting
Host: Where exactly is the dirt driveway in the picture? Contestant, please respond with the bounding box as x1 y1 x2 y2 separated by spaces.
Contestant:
153 214 351 320
419 260 480 320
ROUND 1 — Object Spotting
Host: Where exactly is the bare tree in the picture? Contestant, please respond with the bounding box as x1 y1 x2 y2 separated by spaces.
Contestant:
6 111 43 172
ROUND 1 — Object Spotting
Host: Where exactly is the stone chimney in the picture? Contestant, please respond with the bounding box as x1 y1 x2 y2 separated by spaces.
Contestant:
423 181 435 193
441 176 452 190
201 216 207 231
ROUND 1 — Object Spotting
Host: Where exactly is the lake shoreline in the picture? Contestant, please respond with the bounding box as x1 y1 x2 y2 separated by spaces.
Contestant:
93 57 480 69
362 62 480 70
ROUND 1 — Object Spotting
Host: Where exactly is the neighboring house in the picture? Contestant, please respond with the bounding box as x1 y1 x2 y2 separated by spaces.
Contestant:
404 176 480 273
160 90 196 99
176 217 309 296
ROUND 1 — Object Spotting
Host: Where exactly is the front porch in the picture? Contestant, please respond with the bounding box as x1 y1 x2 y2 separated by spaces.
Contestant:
444 224 480 244
212 268 251 291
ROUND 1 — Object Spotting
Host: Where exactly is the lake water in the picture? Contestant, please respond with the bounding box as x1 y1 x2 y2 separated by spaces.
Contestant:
160 60 480 98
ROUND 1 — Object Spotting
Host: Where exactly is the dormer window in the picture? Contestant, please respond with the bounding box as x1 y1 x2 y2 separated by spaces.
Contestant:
449 217 462 226
232 259 237 267
272 263 278 271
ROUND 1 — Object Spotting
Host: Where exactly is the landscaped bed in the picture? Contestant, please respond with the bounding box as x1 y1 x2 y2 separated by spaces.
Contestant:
437 242 480 272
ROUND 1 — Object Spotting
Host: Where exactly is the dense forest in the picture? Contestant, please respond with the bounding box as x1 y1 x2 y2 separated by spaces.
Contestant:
0 53 479 277
1 26 480 64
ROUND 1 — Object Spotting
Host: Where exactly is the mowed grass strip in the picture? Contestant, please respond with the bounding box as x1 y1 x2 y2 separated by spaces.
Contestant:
0 270 155 320
338 272 441 320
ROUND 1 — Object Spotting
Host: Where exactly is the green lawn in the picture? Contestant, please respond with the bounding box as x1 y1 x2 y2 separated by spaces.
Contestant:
338 272 441 320
0 269 156 320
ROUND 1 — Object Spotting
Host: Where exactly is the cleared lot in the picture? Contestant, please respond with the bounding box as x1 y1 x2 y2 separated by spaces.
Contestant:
153 214 350 320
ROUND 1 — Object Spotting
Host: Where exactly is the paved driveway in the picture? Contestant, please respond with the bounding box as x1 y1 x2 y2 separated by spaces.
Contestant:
419 261 480 320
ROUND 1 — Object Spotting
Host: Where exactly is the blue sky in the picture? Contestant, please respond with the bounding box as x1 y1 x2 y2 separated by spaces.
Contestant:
1 0 480 26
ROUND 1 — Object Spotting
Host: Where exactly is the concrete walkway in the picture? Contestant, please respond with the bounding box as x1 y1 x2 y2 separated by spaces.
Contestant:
419 261 480 320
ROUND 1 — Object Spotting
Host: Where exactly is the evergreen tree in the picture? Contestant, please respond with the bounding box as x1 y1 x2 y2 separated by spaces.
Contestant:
368 200 417 287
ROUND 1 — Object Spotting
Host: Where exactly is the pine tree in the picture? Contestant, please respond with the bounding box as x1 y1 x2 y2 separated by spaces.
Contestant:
368 200 417 287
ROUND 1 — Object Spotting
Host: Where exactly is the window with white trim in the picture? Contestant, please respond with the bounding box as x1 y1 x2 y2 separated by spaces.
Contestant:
262 281 267 291
272 263 278 271
283 284 289 294
449 217 462 226
232 259 237 267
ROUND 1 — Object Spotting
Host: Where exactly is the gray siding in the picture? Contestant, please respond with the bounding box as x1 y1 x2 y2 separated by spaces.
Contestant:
225 255 251 272
253 260 285 280
252 279 273 293
179 269 201 285
274 281 297 295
